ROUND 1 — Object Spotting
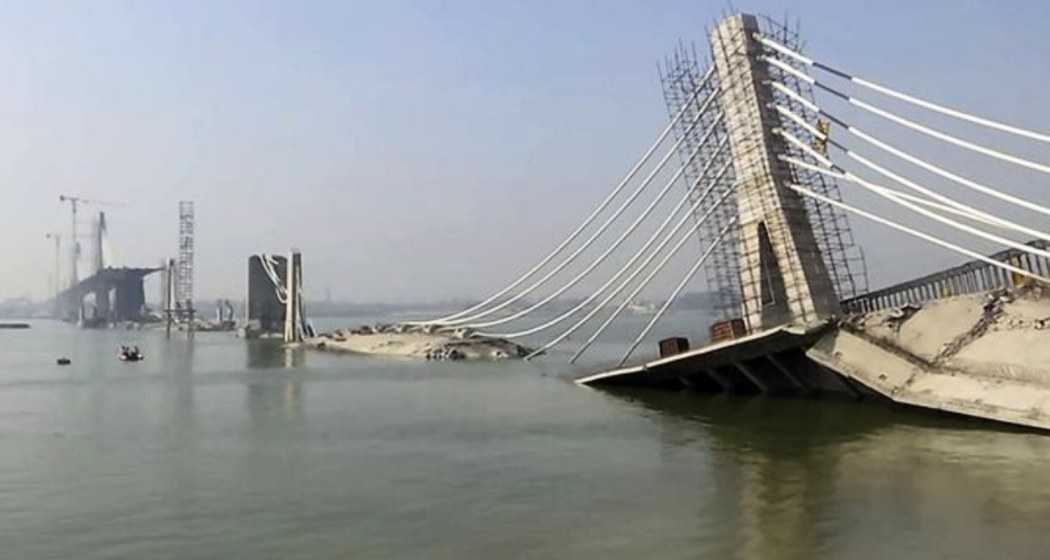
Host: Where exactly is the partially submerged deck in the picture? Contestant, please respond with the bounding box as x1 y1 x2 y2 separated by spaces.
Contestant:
577 288 1050 431
576 320 865 396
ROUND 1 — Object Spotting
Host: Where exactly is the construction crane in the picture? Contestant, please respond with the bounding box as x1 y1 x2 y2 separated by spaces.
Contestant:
44 232 61 306
58 195 122 289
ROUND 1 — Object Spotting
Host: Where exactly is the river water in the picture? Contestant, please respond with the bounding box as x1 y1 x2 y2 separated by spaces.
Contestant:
3 313 1050 559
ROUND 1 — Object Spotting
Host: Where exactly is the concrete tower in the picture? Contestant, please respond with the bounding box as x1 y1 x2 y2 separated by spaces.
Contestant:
711 14 840 329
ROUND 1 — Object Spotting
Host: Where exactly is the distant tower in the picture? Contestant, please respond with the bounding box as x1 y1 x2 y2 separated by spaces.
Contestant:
94 211 107 274
176 201 195 306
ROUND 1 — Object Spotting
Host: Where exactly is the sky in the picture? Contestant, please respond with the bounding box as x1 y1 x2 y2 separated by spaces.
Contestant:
1 0 1048 303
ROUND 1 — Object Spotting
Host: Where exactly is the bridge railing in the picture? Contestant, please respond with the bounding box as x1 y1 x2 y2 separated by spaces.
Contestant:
841 240 1050 314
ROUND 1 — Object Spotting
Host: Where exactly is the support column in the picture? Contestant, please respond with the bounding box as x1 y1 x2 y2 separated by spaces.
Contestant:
711 14 840 330
284 251 302 343
165 259 175 338
94 287 110 322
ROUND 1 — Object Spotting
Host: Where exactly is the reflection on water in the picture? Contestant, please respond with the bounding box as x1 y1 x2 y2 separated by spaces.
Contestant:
245 340 305 370
598 388 1050 559
244 341 305 431
3 319 1050 559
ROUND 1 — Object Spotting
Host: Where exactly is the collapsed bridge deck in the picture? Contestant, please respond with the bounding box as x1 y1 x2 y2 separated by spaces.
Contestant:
578 287 1050 431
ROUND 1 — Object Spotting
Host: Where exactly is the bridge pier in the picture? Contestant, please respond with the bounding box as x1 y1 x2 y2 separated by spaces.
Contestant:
114 274 146 320
94 288 111 320
711 14 840 331
243 251 309 341
57 267 160 326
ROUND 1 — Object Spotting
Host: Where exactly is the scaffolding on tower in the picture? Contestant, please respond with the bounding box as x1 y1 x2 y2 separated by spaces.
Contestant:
659 40 742 324
657 15 868 330
756 14 868 303
176 201 195 311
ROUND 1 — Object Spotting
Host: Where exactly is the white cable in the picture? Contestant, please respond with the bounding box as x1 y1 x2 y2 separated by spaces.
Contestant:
434 97 725 327
465 118 727 330
846 96 1050 175
618 218 737 366
260 254 288 304
848 125 1050 220
774 105 1050 241
760 58 1050 175
778 142 1050 263
763 56 813 84
781 155 1015 231
778 125 994 225
412 68 717 325
773 105 825 140
770 81 819 114
567 188 736 364
525 180 736 360
788 109 1050 221
754 33 815 65
482 153 733 339
787 183 1049 284
754 33 1050 144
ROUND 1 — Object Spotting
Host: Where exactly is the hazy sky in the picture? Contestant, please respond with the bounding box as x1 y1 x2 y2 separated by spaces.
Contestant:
2 1 1049 303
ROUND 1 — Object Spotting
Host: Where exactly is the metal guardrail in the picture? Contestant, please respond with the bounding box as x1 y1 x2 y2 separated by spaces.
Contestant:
841 240 1050 313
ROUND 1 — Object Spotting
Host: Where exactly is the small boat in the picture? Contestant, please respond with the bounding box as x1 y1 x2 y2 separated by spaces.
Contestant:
118 346 145 362
56 357 71 366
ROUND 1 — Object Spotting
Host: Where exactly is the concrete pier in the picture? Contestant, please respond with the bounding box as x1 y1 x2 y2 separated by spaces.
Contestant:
57 266 160 324
284 251 302 344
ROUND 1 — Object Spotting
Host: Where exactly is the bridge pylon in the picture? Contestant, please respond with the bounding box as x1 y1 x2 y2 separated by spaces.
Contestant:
711 14 840 329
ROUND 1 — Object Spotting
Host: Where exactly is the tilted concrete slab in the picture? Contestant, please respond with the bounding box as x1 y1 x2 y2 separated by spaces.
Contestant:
847 295 986 363
578 287 1050 432
808 288 1050 431
808 329 1050 431
575 321 831 388
951 330 1050 385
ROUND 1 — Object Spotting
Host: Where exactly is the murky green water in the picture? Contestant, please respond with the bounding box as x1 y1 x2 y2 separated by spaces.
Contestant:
3 316 1050 559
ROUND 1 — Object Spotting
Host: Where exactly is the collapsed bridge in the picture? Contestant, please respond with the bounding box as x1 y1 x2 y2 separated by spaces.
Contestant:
55 211 162 325
405 13 1050 429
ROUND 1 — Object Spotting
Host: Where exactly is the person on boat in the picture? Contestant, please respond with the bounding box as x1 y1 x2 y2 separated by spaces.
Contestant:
118 345 143 361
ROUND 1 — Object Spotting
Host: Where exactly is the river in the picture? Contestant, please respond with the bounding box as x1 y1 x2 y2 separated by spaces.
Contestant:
3 313 1050 558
